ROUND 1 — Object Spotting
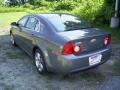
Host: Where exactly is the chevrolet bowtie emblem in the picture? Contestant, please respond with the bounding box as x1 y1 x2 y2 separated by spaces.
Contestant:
91 39 96 43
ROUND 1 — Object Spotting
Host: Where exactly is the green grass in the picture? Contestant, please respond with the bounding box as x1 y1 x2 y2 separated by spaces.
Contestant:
0 7 26 13
4 85 14 90
0 12 27 26
5 50 25 59
79 71 106 82
113 59 120 74
59 71 105 83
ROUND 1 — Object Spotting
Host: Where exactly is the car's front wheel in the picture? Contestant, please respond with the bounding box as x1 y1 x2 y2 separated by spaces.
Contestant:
10 34 17 46
34 49 47 74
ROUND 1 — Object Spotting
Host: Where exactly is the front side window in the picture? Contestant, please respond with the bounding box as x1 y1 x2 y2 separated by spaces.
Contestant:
26 17 37 30
18 16 28 27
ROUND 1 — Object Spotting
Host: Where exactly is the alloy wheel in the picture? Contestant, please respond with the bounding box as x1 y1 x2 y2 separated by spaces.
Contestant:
35 52 44 72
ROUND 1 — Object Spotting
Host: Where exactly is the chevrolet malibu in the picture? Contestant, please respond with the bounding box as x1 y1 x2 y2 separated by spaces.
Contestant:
10 13 111 74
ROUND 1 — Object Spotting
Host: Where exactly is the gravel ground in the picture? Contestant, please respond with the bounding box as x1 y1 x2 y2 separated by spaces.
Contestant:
0 26 120 90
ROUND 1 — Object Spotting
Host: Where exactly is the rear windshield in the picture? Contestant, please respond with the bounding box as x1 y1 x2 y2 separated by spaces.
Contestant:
47 14 92 32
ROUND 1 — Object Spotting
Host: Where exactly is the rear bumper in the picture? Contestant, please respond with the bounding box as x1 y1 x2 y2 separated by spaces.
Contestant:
47 46 111 74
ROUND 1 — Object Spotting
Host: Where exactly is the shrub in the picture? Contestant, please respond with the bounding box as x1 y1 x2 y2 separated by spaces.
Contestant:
29 0 43 6
94 0 114 25
94 5 114 25
40 1 55 9
72 0 104 22
22 3 33 8
55 0 76 11
0 0 3 6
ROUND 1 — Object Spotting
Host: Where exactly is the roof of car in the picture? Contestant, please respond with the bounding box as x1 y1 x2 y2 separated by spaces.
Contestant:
37 13 74 19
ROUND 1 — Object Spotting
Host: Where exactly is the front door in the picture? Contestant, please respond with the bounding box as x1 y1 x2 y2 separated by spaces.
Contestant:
14 16 29 48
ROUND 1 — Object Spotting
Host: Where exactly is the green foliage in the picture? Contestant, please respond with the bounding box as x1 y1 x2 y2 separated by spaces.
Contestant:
0 0 3 6
46 0 60 1
72 0 104 22
21 3 34 9
0 0 116 25
105 0 114 5
22 1 55 11
40 1 55 9
29 0 43 6
94 0 114 25
55 0 76 11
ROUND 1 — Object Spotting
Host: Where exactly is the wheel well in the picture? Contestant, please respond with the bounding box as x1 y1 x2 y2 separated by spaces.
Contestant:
33 46 47 71
33 46 39 56
33 46 44 57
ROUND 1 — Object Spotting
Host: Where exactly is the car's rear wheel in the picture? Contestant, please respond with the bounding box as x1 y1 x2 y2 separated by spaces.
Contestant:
34 49 47 74
10 34 17 46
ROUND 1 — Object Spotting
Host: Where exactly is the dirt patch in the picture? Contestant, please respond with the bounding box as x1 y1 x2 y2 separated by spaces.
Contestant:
0 26 120 90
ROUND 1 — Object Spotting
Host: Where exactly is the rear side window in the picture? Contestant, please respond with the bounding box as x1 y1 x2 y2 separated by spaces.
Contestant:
34 21 40 32
26 17 38 30
18 16 28 27
34 21 45 33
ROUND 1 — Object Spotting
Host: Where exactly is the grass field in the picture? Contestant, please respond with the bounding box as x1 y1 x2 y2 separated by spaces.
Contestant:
0 12 27 26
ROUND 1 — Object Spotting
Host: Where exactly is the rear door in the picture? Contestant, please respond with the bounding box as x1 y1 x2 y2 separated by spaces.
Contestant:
19 16 39 55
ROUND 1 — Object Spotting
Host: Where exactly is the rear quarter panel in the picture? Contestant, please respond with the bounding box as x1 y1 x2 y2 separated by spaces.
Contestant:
34 30 67 69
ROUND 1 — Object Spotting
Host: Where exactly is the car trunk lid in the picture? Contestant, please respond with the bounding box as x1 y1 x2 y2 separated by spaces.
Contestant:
58 28 109 55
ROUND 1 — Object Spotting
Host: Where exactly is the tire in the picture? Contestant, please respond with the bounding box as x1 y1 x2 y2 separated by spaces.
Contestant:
34 49 47 74
10 33 17 46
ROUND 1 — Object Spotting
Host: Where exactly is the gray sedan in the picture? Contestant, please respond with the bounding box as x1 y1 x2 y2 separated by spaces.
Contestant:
10 13 111 74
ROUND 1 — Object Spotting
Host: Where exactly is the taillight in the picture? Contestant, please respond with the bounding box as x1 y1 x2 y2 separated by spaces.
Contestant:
74 45 81 53
62 41 81 55
104 34 112 46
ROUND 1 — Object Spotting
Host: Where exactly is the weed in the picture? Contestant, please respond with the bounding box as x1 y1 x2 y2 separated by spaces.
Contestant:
5 50 25 59
113 59 120 74
4 85 14 90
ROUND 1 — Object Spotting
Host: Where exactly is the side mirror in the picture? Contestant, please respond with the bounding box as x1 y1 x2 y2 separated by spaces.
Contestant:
11 22 18 26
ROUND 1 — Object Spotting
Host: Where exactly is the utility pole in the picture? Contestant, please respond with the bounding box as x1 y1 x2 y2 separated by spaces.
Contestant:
110 0 119 28
115 0 119 17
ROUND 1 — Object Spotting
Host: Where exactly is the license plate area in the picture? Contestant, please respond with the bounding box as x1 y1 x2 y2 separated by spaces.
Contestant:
89 54 102 66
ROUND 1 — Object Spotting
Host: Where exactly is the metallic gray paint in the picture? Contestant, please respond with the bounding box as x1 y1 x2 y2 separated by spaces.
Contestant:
10 13 111 73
